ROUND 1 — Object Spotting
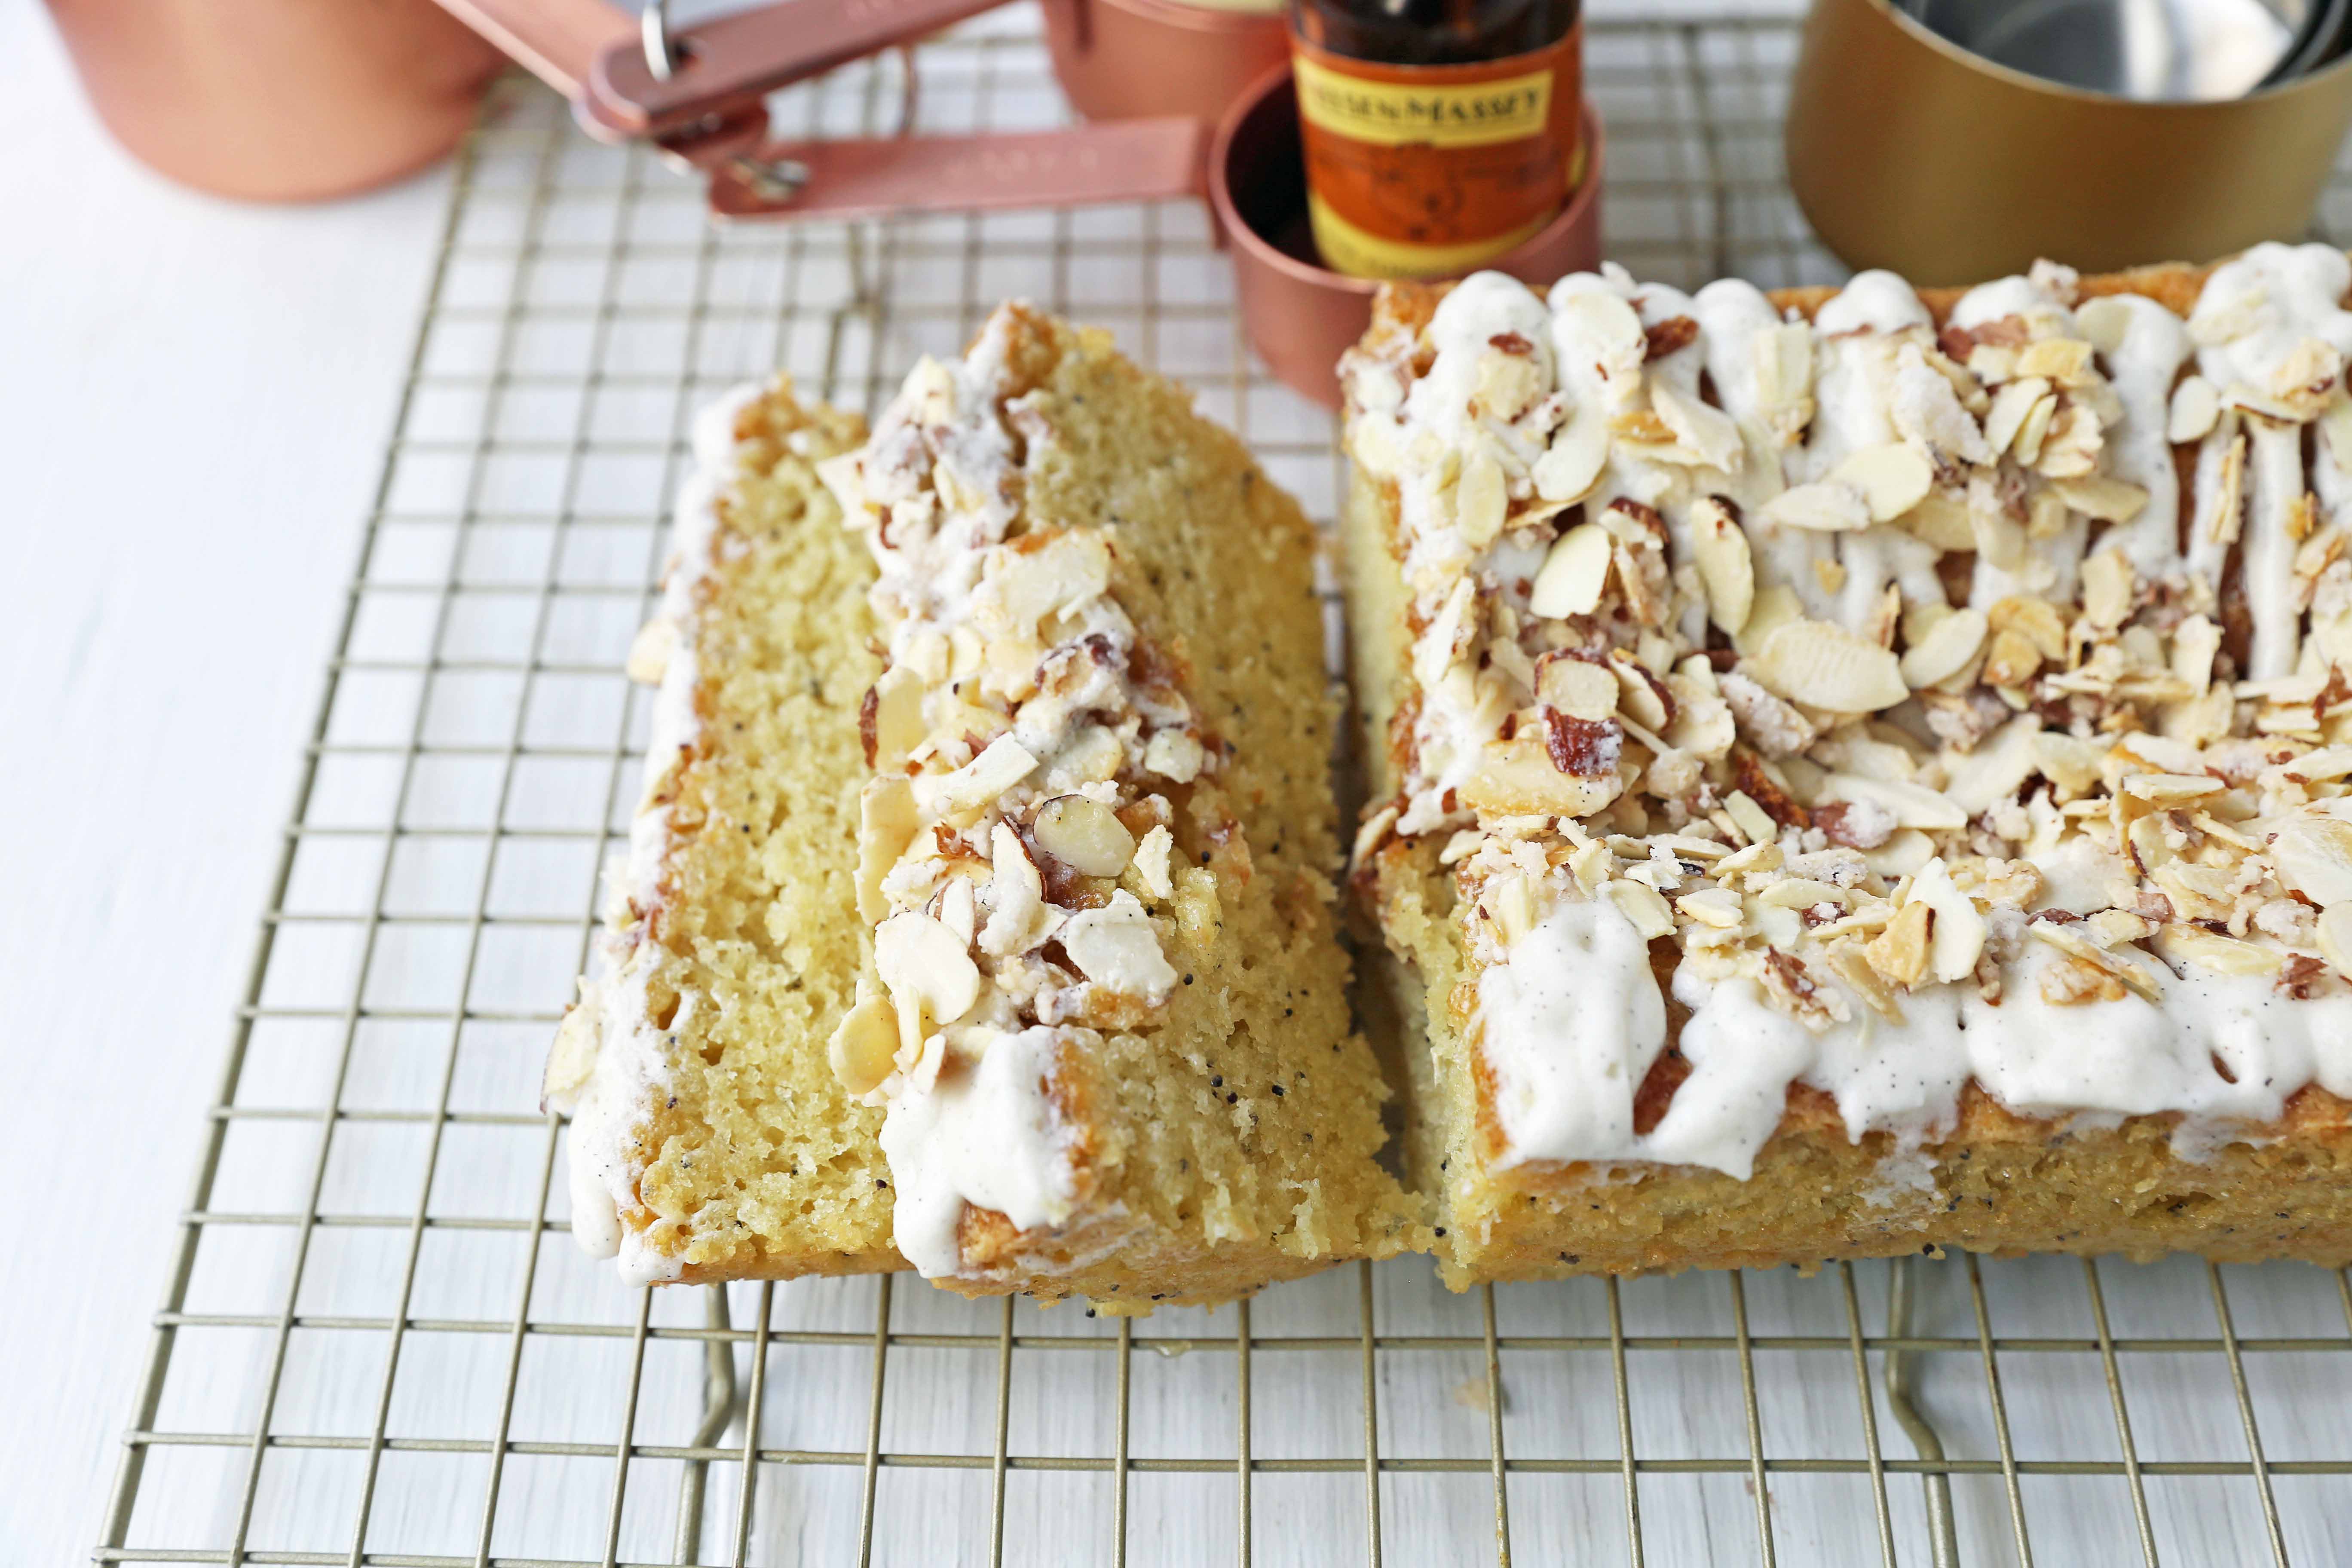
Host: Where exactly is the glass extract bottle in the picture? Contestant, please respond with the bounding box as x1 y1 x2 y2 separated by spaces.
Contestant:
1288 0 1585 280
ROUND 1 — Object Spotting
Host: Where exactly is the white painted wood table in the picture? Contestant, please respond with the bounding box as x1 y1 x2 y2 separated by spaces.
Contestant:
9 4 2352 1565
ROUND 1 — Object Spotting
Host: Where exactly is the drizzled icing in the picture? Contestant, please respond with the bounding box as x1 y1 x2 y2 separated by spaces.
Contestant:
821 307 1214 1278
1345 247 2352 1178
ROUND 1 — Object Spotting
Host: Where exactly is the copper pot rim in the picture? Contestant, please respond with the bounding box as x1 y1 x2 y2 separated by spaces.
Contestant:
1205 62 1609 303
1865 0 2352 108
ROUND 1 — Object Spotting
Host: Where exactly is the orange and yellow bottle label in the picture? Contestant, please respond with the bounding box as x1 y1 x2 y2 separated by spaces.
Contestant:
1291 25 1585 280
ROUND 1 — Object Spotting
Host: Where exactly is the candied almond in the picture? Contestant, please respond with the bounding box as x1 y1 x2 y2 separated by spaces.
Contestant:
1760 480 1873 533
2318 903 2352 979
827 987 901 1097
1746 618 1909 713
1528 521 1613 618
1899 606 1988 690
1829 443 1935 523
2168 376 2221 444
1032 794 1136 877
1865 900 1933 988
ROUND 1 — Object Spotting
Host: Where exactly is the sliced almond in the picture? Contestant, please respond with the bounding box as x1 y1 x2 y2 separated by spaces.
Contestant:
2032 922 2162 1002
2203 432 2248 546
1942 712 2042 815
2015 336 2095 385
1535 652 1620 721
626 617 675 686
1603 878 1676 940
2168 375 2222 444
914 733 1038 820
2119 772 2223 805
869 664 928 768
1988 594 2067 661
1899 605 1988 689
1610 651 1674 730
1983 375 2052 456
1532 400 1610 503
2073 297 2135 355
1060 890 1179 998
1981 627 2043 689
1902 492 1977 552
1455 446 1509 549
1830 443 1935 522
2053 475 2150 524
1461 734 1624 819
1556 289 1649 389
1733 583 1805 661
1691 496 1756 635
1746 618 1909 713
1134 823 1176 900
1759 480 1873 533
2012 391 2059 467
1864 827 1938 878
1865 898 1934 988
1676 887 1744 928
857 777 920 925
2153 923 2283 977
1348 411 1406 479
1474 347 1545 421
1528 521 1614 618
2035 402 2103 479
874 911 982 1028
2267 807 2352 906
2317 903 2352 979
1031 794 1136 877
1650 380 1745 471
1969 486 2031 571
827 986 901 1097
2171 613 2221 696
1721 790 1780 846
1755 322 1815 416
1484 871 1538 948
2081 548 2136 629
1818 773 1968 830
1906 857 1985 981
1755 877 1853 910
1143 729 1205 783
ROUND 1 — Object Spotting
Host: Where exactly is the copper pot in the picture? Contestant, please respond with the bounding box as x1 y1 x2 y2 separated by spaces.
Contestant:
1786 0 2352 283
1041 0 1289 122
1209 65 1605 408
45 0 511 201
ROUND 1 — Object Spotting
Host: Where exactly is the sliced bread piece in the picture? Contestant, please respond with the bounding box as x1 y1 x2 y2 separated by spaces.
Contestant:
545 380 900 1284
821 303 1424 1309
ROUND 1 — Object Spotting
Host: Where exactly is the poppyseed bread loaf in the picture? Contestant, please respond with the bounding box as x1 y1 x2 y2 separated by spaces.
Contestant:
1342 248 2352 1287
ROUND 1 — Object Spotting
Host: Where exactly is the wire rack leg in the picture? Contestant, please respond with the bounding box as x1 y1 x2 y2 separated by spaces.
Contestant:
1606 1278 1645 1568
1358 1262 1384 1568
1236 1298 1254 1568
1885 1256 1960 1568
1481 1285 1512 1567
675 1286 740 1565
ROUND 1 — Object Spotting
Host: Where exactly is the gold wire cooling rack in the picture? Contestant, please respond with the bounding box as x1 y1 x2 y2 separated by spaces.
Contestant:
94 7 2352 1565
